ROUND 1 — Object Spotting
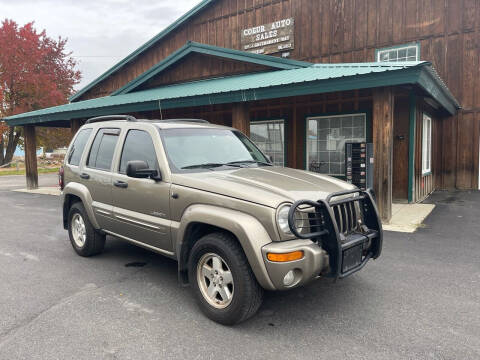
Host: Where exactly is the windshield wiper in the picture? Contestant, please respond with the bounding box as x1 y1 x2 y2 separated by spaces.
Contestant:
226 160 273 167
181 162 242 170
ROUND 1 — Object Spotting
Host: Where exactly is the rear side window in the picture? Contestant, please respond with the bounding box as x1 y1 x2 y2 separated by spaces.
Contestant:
119 130 158 174
67 128 92 166
87 128 120 171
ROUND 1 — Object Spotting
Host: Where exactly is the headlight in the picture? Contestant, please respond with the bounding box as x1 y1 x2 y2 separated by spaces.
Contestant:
277 204 292 234
277 203 312 237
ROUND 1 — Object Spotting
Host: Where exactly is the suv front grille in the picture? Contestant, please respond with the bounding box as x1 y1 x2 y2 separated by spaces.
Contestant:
332 201 358 235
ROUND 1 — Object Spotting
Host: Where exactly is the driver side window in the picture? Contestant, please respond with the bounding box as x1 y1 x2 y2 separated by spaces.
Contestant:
119 130 159 174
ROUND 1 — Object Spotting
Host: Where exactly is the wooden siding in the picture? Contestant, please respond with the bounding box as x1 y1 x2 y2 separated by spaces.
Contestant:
138 53 274 91
414 99 441 202
76 0 479 189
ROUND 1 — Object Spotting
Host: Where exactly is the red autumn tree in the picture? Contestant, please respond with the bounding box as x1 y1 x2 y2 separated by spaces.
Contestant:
0 19 81 165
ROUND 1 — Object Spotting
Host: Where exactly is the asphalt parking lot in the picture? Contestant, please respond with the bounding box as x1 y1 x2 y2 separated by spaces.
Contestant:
0 176 479 359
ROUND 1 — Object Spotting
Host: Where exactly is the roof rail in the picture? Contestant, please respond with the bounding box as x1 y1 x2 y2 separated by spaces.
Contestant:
155 119 210 124
86 115 137 124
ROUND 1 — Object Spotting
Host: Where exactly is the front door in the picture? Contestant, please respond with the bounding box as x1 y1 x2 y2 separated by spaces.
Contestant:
393 97 410 201
111 128 172 252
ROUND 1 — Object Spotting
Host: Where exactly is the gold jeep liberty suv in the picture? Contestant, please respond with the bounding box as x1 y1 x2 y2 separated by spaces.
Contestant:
60 115 383 325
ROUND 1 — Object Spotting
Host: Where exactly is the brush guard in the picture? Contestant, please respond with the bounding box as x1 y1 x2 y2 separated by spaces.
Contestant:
287 188 383 279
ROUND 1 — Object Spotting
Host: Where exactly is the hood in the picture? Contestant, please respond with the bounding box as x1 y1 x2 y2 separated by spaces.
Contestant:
172 166 356 208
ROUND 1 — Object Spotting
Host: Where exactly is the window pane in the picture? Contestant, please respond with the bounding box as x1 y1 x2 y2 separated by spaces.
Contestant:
306 114 366 176
68 128 92 166
422 114 432 174
250 120 285 166
120 130 158 173
377 45 418 62
87 129 119 171
379 52 389 61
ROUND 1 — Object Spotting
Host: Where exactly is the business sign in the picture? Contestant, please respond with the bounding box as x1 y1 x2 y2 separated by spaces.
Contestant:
241 18 294 55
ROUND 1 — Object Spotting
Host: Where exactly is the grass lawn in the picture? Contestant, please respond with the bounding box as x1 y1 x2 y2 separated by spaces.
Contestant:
0 167 59 176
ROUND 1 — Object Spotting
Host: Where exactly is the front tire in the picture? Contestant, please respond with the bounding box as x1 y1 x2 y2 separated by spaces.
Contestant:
188 232 263 325
68 202 105 257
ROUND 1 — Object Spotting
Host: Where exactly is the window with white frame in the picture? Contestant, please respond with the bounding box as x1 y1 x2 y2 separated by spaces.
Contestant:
422 114 432 175
377 43 419 62
250 119 285 166
306 114 366 176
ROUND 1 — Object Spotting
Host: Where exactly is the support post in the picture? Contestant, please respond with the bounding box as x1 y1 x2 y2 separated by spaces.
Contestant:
23 125 38 190
372 87 394 222
231 102 250 136
70 118 82 136
407 92 416 203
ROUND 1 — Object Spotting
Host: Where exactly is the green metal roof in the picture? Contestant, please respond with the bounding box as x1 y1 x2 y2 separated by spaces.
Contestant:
112 41 311 95
69 0 215 102
3 62 460 126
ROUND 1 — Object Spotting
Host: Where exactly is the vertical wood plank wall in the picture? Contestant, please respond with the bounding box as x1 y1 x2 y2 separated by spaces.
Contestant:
74 0 479 190
414 100 441 202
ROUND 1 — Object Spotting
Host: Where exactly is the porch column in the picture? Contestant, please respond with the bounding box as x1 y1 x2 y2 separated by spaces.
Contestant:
372 87 394 222
71 118 82 136
23 125 38 190
232 102 250 136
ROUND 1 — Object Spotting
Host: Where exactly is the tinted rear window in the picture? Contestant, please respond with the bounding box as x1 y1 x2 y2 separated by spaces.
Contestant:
67 128 92 166
119 130 158 174
87 128 119 171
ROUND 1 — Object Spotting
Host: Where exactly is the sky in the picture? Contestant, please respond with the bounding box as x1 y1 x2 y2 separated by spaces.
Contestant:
0 0 203 91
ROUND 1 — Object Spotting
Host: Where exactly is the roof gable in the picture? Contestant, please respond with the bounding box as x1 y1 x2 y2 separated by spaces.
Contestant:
69 0 216 102
111 41 311 95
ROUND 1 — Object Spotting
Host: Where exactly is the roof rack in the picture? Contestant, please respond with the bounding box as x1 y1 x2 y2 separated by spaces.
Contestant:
86 115 137 124
154 119 210 124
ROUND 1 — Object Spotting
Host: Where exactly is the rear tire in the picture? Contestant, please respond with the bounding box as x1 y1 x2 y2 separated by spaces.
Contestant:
68 202 105 257
188 232 263 325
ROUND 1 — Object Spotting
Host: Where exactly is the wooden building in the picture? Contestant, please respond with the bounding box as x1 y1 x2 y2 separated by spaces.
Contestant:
4 0 475 222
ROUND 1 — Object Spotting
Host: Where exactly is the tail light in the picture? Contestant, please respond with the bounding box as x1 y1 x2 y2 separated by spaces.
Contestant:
59 166 64 190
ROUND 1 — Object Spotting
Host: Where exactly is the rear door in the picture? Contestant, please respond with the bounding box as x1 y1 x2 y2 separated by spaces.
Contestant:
79 127 121 230
111 127 172 252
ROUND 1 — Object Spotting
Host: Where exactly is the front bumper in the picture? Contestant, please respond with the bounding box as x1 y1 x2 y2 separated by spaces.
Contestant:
261 240 329 289
261 188 383 290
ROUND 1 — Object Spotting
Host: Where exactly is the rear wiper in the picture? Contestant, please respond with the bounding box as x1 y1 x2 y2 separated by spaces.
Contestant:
181 162 242 170
226 160 273 166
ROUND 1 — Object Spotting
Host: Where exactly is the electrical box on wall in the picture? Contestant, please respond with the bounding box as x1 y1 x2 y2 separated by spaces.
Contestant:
345 142 374 190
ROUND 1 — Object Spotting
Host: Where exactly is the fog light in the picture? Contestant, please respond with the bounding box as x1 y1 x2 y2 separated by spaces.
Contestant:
283 270 295 286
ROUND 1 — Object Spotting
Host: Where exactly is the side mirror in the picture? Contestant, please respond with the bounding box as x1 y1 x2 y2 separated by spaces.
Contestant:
126 160 161 181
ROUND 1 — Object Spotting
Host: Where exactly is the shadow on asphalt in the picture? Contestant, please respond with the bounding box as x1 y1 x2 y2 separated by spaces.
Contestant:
101 234 373 330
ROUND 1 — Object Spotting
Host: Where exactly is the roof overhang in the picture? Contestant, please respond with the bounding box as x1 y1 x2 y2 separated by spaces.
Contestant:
3 62 460 127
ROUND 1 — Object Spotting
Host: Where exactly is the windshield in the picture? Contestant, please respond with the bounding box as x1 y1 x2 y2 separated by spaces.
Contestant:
160 128 271 172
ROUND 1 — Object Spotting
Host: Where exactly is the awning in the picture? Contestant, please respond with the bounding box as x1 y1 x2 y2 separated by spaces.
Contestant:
3 61 460 127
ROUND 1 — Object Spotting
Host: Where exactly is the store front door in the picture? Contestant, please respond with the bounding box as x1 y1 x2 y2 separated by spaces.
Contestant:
392 97 410 201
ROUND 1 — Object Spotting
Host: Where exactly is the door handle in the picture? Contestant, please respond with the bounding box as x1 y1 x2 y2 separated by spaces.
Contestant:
80 173 90 179
114 180 128 188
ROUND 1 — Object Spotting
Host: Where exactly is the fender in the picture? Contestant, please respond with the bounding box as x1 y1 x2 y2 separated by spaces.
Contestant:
176 204 276 290
63 182 100 229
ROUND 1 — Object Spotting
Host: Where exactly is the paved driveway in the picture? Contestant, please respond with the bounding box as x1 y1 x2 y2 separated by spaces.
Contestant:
0 173 58 190
0 189 479 359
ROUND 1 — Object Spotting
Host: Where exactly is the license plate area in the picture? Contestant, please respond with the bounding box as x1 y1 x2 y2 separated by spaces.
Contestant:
342 244 363 273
